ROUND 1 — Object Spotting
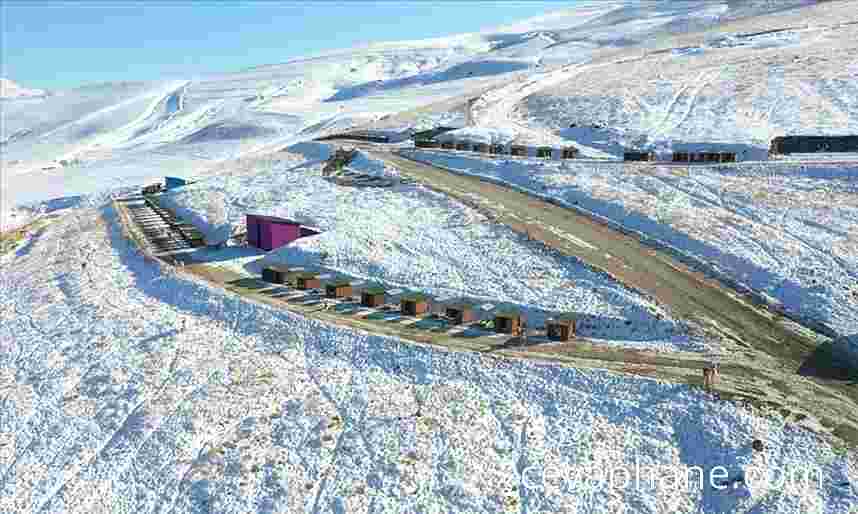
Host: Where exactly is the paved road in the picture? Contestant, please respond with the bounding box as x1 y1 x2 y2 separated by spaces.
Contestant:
343 142 858 448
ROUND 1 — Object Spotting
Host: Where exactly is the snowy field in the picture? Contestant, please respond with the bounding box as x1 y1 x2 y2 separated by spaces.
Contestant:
512 1 858 157
1 202 855 513
159 145 706 352
405 150 858 337
4 1 858 510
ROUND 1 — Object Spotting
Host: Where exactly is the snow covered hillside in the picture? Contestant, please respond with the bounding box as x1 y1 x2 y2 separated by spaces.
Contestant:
4 1 858 511
0 78 46 99
159 145 705 352
508 1 858 155
406 150 858 337
6 1 841 212
2 200 855 513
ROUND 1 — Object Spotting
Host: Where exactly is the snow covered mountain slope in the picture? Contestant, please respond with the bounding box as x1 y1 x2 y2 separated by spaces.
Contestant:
0 78 46 99
508 1 858 154
2 198 855 514
5 0 836 211
3 2 858 512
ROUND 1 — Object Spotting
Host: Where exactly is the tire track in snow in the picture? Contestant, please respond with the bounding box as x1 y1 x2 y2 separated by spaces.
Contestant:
673 71 718 133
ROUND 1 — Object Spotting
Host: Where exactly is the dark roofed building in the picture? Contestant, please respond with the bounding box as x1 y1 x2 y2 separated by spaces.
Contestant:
445 302 477 325
262 264 290 284
770 135 858 155
400 292 430 316
561 147 578 159
510 145 528 157
672 151 690 162
494 309 523 335
325 280 353 298
546 313 577 341
361 286 386 307
294 272 320 290
624 151 656 162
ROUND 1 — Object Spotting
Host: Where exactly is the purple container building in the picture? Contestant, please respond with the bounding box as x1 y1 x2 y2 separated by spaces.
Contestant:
246 214 303 251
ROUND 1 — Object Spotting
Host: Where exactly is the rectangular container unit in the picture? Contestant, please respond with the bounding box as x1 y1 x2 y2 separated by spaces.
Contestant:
361 287 386 307
295 272 320 290
561 147 578 159
400 293 430 316
246 214 302 251
445 303 476 325
624 152 655 162
536 146 554 159
719 152 736 163
546 313 577 341
262 264 290 284
510 145 528 157
494 310 523 335
325 280 353 299
672 152 690 162
769 135 858 155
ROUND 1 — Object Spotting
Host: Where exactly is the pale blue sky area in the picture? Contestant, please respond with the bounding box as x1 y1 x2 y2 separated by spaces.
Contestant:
2 1 564 90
